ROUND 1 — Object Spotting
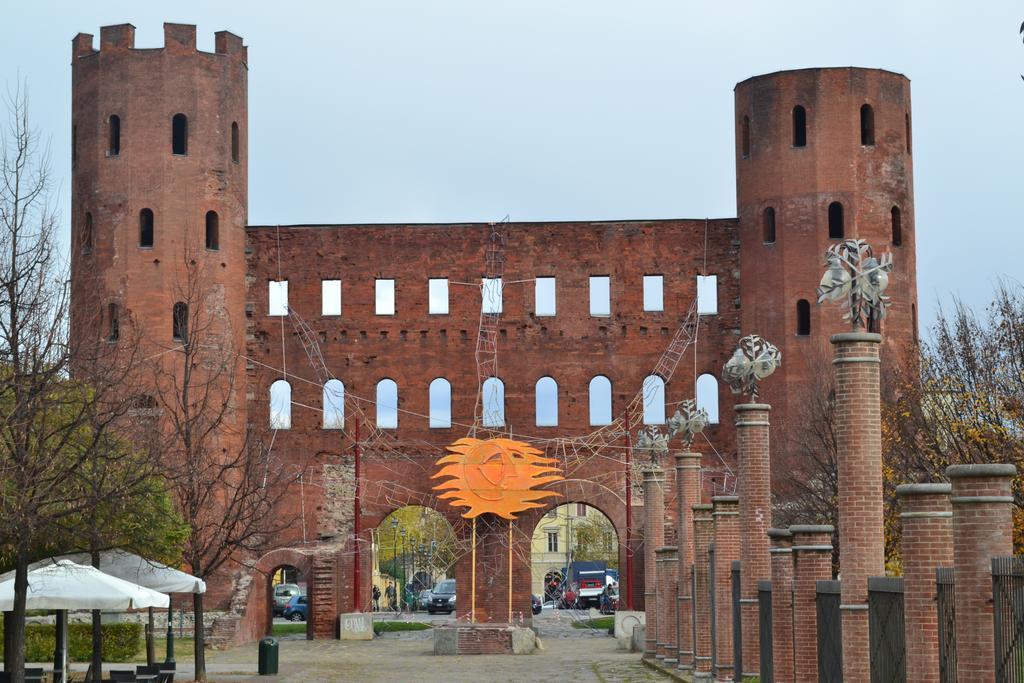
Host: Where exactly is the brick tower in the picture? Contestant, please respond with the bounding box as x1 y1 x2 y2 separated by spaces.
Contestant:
734 67 918 451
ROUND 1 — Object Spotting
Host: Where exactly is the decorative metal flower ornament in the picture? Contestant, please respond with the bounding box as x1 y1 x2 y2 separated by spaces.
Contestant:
635 425 670 463
722 334 782 401
667 400 709 448
817 239 893 330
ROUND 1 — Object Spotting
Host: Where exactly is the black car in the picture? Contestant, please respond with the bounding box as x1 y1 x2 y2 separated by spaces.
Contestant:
428 579 456 614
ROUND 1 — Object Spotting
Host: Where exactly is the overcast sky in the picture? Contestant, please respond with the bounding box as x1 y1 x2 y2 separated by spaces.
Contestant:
2 1 1021 330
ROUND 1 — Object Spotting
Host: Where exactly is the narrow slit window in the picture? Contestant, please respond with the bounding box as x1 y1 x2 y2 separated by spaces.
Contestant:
107 303 119 342
642 375 666 425
482 377 505 427
323 379 345 429
376 379 398 429
741 115 750 158
270 379 292 430
696 374 720 424
429 378 452 429
860 104 875 146
81 212 93 254
322 280 342 316
376 279 395 315
535 277 556 316
891 206 902 246
697 275 718 315
796 299 811 336
428 278 449 315
139 209 154 248
589 375 612 426
171 114 188 155
268 280 289 316
828 202 845 239
763 207 776 244
482 278 503 315
590 276 611 317
643 275 664 313
792 105 807 147
72 124 77 165
231 122 240 163
535 377 559 427
205 211 219 250
905 113 912 154
172 302 188 342
108 115 121 156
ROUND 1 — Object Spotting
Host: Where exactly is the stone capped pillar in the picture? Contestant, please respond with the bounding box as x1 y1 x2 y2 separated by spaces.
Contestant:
658 546 679 666
712 495 740 681
897 482 952 683
642 466 666 658
692 504 715 682
831 331 884 682
948 463 1017 683
676 451 701 670
790 525 834 683
735 403 771 678
767 528 795 683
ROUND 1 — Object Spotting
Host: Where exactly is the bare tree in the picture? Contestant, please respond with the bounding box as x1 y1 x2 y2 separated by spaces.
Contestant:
152 254 299 681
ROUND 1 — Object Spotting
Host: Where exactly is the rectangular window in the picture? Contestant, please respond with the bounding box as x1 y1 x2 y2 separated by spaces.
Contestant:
547 531 559 553
643 275 664 312
376 279 395 316
268 280 289 316
482 278 503 314
576 503 587 517
322 280 341 316
535 277 556 316
697 275 718 315
429 278 449 314
590 276 611 317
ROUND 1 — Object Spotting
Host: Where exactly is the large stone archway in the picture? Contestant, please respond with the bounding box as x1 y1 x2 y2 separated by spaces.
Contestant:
232 547 315 645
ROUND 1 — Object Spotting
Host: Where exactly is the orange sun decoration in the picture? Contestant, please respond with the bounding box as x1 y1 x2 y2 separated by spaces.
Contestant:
431 438 564 520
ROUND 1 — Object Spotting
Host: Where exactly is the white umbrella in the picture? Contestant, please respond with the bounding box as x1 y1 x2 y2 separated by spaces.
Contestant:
0 549 206 594
0 559 169 611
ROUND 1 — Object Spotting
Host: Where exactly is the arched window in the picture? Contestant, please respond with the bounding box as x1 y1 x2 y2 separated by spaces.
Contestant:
429 378 452 429
231 122 240 163
797 299 811 336
376 379 398 429
205 211 219 250
81 212 93 254
860 104 875 146
589 375 612 426
763 207 776 244
171 114 188 155
172 302 188 342
696 374 719 424
535 376 558 427
269 379 292 429
642 375 666 425
741 115 750 158
891 206 902 246
323 379 345 429
792 105 807 147
828 202 844 239
107 303 119 342
482 377 505 427
139 208 154 248
108 115 121 156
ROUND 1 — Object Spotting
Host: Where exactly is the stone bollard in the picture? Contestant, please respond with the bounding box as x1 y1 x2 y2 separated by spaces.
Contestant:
897 482 952 683
692 504 715 682
767 528 794 683
641 466 666 658
948 463 1017 683
712 495 739 681
675 451 701 671
790 525 833 683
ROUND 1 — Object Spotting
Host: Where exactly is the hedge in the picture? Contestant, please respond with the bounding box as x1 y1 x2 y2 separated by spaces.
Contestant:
0 622 141 662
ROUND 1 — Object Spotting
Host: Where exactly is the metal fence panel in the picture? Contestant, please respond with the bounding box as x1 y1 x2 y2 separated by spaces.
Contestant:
816 579 843 683
992 556 1024 683
868 576 906 683
759 579 773 683
936 567 956 683
732 560 743 678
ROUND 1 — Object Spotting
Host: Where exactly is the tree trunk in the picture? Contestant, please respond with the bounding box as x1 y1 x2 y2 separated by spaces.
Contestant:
194 592 206 682
10 554 28 683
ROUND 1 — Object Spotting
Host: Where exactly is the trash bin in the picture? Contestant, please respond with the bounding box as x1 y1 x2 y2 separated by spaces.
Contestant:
258 636 279 675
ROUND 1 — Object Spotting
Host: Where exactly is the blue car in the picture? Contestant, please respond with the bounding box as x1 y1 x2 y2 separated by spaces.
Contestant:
283 594 308 621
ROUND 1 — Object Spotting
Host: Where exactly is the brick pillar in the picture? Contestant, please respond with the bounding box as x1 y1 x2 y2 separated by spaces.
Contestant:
676 451 701 671
948 463 1017 683
831 331 884 682
656 548 669 660
712 495 739 681
660 546 680 666
790 525 834 683
897 482 952 683
735 403 771 678
642 466 666 658
767 528 794 683
693 504 715 682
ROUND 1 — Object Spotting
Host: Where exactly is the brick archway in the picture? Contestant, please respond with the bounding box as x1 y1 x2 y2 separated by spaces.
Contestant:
236 547 314 643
